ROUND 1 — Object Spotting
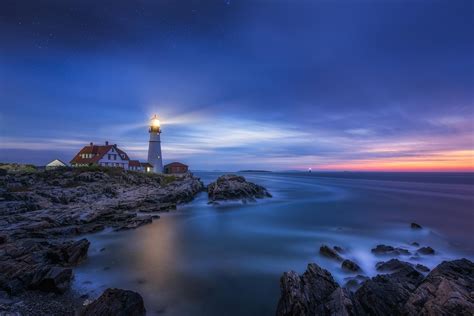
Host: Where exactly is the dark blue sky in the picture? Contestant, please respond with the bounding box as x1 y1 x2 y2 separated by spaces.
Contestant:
1 0 473 170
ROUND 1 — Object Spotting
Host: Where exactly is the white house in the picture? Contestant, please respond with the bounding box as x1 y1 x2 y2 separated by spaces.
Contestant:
70 141 132 169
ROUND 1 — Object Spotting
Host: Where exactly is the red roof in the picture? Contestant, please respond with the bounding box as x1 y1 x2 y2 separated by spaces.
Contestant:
128 160 141 167
164 162 188 168
70 144 130 164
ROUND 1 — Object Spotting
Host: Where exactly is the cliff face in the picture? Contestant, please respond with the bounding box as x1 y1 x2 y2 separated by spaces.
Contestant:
0 167 204 297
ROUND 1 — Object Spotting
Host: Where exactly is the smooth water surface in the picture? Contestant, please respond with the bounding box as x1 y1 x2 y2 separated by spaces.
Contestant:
74 172 474 315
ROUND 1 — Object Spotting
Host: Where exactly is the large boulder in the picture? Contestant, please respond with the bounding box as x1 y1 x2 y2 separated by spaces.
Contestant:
81 288 146 316
404 258 474 315
354 265 424 315
46 238 90 266
207 174 271 202
276 263 339 315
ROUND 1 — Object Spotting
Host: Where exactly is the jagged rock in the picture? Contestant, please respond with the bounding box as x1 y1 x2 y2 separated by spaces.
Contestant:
46 238 90 266
29 267 73 294
344 275 369 292
276 263 339 315
376 259 413 272
417 246 435 255
342 259 361 273
333 246 344 253
325 288 355 316
354 264 424 315
415 264 430 273
277 260 474 316
207 174 271 202
81 288 146 316
404 259 474 315
371 244 410 256
410 222 422 229
320 245 343 261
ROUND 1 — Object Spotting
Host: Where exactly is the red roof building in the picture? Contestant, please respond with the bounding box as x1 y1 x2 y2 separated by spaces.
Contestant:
164 162 188 174
70 141 151 172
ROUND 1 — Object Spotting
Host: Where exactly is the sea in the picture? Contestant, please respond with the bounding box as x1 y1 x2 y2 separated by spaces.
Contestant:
73 171 474 315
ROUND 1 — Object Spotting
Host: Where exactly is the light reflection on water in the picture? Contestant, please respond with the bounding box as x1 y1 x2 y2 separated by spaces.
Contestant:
74 172 474 316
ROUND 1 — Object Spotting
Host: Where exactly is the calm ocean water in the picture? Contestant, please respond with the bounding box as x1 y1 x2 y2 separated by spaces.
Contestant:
74 172 474 315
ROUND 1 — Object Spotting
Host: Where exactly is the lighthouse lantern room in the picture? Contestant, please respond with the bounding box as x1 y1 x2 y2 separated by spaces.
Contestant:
148 114 163 173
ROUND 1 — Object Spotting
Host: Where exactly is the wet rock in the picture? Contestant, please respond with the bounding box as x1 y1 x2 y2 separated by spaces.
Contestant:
342 259 361 273
0 234 7 245
276 263 339 316
371 244 410 256
277 259 474 316
333 246 344 253
376 259 413 272
415 264 430 273
207 174 271 202
354 265 424 315
410 242 419 247
404 259 474 315
81 288 146 316
410 222 422 229
417 246 435 255
320 245 343 261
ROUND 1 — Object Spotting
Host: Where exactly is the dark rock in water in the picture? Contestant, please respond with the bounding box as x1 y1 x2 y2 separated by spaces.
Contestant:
410 242 419 247
320 245 343 261
81 288 146 316
410 222 422 229
417 246 435 255
404 259 474 315
354 264 424 315
276 263 339 316
333 246 344 253
0 234 7 245
415 264 430 273
276 259 474 316
342 259 361 273
371 244 410 256
376 259 413 272
207 174 271 202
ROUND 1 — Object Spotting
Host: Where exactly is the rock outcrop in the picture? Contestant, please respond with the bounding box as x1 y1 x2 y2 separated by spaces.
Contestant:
81 288 146 316
0 167 204 301
276 259 474 316
207 174 271 202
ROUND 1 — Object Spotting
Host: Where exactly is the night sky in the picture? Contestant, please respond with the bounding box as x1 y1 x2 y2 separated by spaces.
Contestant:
1 0 473 171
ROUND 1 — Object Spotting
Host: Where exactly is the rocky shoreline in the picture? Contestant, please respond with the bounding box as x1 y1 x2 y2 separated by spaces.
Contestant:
277 254 474 315
0 166 205 315
0 167 271 315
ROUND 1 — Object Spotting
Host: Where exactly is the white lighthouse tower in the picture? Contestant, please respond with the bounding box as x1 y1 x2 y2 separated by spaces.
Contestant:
147 114 163 173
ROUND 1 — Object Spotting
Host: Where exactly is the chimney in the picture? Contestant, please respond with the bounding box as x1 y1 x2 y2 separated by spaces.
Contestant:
90 142 93 146
105 141 109 145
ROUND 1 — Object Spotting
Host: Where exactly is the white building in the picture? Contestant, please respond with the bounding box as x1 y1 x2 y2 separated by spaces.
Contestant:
147 115 163 173
46 159 68 169
70 141 132 169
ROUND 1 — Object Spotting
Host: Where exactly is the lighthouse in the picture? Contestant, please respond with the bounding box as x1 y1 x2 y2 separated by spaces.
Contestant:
147 114 163 173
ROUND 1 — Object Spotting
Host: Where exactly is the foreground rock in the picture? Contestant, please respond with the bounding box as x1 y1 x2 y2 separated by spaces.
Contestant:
81 288 146 316
0 166 204 311
207 174 271 202
276 258 474 316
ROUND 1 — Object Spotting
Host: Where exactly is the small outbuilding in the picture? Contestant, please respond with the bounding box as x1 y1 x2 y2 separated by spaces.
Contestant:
46 159 68 169
164 162 188 174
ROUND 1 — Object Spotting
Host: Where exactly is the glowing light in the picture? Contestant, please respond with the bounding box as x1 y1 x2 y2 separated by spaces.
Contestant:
151 115 161 128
